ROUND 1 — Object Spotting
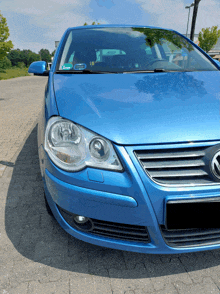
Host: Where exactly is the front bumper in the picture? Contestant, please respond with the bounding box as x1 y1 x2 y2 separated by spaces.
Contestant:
39 142 220 254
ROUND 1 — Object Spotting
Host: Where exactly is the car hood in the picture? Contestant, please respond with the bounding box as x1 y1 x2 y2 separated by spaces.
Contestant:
53 71 220 145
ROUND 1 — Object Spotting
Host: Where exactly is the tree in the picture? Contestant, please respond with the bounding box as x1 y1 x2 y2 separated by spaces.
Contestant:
0 11 13 59
0 56 11 72
7 49 22 66
198 26 220 52
51 50 56 57
7 49 40 67
132 28 193 51
83 21 100 26
39 48 51 63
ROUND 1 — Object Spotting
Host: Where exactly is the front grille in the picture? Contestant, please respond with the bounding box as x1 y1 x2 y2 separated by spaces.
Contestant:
161 226 220 247
58 206 150 243
134 146 214 186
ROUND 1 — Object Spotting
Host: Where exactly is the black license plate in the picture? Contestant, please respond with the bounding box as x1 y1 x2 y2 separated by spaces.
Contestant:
166 200 220 230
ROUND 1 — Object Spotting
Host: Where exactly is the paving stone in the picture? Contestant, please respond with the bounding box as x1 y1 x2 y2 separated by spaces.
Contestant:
179 251 220 284
123 251 153 270
152 284 179 294
145 259 193 291
174 277 220 294
1 282 29 294
70 269 112 294
109 263 154 293
38 265 69 283
67 236 89 264
88 246 127 273
34 240 68 261
28 280 69 294
9 262 45 288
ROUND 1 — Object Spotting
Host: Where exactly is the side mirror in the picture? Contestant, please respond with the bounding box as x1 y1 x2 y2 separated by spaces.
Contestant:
212 59 220 68
28 61 49 76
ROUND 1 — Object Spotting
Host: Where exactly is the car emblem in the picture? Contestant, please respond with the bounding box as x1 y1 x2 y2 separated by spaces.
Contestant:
211 151 220 180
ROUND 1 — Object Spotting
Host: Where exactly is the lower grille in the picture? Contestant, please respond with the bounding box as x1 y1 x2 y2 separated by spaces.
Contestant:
91 218 150 243
161 226 220 247
58 206 150 243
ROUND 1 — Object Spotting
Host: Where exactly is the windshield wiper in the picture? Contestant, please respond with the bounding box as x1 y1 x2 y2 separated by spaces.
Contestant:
123 69 176 73
55 69 114 74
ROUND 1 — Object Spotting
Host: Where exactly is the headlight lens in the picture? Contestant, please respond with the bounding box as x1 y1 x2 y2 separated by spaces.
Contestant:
89 138 110 161
45 117 123 172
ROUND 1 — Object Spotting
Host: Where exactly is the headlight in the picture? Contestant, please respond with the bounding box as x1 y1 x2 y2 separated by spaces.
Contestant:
45 117 123 172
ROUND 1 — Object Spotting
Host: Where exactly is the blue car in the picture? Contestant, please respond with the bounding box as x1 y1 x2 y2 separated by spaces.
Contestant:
29 25 220 254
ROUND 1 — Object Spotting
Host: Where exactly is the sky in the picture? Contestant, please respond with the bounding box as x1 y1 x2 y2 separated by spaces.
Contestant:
1 0 220 53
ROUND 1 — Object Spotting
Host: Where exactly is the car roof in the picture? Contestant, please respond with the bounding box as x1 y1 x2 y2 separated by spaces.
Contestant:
66 24 176 33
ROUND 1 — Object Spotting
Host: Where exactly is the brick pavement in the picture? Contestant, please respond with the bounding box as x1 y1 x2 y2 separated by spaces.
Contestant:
1 76 220 293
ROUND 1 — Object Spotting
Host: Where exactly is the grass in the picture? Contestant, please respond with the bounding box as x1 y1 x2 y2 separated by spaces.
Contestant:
0 67 30 80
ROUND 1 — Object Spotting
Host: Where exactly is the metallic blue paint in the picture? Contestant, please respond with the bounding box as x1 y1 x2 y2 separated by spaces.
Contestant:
35 25 220 254
213 59 220 68
28 61 47 74
54 71 220 145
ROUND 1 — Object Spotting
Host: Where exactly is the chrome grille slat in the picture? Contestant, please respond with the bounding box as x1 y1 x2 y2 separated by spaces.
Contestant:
142 159 205 169
136 150 205 159
150 169 208 178
134 146 216 186
155 178 213 185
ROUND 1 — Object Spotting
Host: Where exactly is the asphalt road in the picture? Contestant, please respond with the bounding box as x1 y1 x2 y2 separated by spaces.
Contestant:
1 76 220 294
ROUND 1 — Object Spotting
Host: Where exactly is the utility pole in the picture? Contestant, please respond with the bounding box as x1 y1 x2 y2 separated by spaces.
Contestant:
185 3 194 38
190 0 201 41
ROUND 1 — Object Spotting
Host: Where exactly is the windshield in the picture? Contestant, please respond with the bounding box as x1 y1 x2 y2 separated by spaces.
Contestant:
57 27 217 73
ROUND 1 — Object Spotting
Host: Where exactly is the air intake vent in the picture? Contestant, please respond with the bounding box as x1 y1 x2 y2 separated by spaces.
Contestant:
58 206 150 243
161 226 220 247
91 219 150 243
134 146 214 186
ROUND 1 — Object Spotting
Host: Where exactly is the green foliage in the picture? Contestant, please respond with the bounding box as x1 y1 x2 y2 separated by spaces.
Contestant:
0 56 11 72
83 21 100 26
198 26 220 52
132 28 194 52
0 11 13 59
0 66 29 80
7 49 40 67
26 51 40 66
51 50 56 57
39 48 51 63
17 61 26 68
7 49 21 66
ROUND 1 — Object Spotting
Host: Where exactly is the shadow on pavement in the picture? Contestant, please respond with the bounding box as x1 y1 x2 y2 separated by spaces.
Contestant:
5 124 220 278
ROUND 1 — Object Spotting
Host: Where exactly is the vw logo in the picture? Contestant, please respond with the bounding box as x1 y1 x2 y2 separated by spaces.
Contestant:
211 151 220 180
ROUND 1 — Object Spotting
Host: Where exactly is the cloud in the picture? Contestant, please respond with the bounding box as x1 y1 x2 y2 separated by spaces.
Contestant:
135 0 220 34
1 0 93 52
